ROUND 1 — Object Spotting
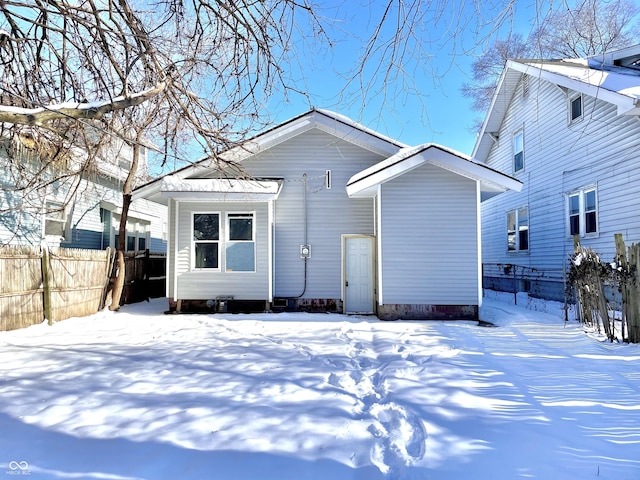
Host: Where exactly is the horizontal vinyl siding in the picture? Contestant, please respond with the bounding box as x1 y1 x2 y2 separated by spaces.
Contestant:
482 75 640 277
175 202 270 300
381 164 479 305
231 129 382 298
62 179 118 249
167 200 176 298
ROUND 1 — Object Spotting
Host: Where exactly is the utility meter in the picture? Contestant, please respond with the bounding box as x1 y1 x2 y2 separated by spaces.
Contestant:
300 244 311 258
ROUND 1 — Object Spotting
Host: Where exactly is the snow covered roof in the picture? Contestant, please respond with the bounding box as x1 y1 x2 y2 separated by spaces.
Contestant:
346 143 522 200
134 109 405 204
473 44 640 163
159 177 282 201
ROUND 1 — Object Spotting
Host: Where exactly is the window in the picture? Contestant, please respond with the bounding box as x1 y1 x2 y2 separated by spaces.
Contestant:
44 200 67 238
513 129 524 173
111 213 150 251
226 213 255 272
569 94 583 123
522 75 530 98
193 213 220 269
568 188 597 236
507 206 529 252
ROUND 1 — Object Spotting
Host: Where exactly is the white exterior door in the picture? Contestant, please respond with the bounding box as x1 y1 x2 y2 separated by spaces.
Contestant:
344 236 374 314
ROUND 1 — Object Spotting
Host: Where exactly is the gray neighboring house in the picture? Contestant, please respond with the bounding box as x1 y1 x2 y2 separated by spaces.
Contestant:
135 109 520 319
475 45 640 301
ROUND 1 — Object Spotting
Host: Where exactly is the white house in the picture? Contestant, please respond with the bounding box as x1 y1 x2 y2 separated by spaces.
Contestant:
475 44 640 301
0 135 167 252
135 109 521 319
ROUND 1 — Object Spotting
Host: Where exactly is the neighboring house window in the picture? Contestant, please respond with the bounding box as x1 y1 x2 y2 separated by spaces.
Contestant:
226 213 255 272
507 206 529 252
569 93 583 124
522 75 530 98
193 213 220 269
568 188 597 236
513 129 524 173
44 200 67 238
111 213 151 252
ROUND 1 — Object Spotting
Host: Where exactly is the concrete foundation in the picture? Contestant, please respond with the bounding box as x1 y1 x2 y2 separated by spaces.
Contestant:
377 304 479 321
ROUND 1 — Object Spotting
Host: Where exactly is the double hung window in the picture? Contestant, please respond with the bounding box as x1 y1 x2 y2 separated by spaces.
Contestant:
507 206 529 252
226 213 255 272
192 212 255 271
44 200 67 238
193 213 220 269
513 130 524 173
568 188 597 237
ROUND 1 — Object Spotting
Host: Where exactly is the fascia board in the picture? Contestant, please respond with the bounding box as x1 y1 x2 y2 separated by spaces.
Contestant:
472 66 521 163
314 111 405 156
509 61 638 114
346 155 425 197
428 152 523 193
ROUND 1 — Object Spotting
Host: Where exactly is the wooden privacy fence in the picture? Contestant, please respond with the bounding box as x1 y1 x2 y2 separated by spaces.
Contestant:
121 250 166 305
570 234 640 343
0 245 111 331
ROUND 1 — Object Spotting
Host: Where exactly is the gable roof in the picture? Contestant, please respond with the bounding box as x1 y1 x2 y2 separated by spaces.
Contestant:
473 44 640 163
347 143 522 200
134 109 406 204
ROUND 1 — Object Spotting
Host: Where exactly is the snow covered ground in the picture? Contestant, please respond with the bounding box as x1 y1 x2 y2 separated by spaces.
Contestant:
1 295 639 480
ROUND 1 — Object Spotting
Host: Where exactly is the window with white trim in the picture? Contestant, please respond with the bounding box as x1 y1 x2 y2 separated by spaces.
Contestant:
507 206 529 252
193 213 220 269
112 214 150 252
569 93 583 124
513 129 524 173
226 213 255 272
568 188 597 237
44 200 67 238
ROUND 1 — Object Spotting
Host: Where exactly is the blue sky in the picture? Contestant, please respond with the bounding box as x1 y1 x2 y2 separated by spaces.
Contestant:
264 1 556 156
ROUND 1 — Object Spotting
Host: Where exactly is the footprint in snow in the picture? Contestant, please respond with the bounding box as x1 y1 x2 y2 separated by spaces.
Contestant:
368 403 427 476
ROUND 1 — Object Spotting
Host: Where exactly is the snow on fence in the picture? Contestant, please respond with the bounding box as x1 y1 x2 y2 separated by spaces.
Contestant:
569 234 640 343
0 245 111 331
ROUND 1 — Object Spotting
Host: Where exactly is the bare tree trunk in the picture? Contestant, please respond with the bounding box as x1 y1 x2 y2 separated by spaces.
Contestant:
109 138 141 309
109 250 125 311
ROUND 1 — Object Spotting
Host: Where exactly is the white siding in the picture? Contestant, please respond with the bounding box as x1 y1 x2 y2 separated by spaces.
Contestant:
215 129 383 299
167 199 176 298
175 202 270 300
482 75 640 277
380 163 479 305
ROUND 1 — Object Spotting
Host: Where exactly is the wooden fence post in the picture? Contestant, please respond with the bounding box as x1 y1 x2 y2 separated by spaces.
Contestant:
630 244 640 343
41 244 53 326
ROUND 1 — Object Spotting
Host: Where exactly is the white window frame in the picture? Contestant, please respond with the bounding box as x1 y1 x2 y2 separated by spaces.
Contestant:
513 129 524 174
192 212 221 270
112 213 151 252
225 212 256 273
43 199 68 240
567 187 598 238
568 93 583 124
507 206 529 253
